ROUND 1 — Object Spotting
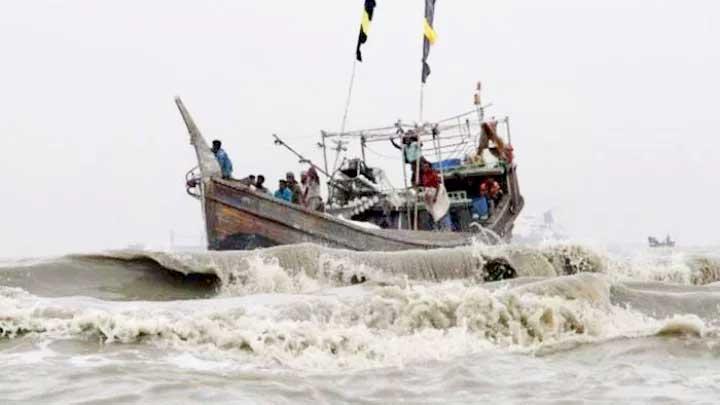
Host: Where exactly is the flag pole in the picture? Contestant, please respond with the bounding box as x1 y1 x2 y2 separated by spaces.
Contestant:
332 59 357 174
342 0 374 138
419 83 425 122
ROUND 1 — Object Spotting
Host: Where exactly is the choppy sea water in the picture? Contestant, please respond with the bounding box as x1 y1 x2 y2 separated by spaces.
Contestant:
2 242 720 404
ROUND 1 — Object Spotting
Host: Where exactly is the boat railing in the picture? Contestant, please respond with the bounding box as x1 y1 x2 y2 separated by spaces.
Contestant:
185 166 202 199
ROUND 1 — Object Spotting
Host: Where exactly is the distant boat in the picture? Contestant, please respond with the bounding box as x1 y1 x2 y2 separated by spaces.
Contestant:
648 235 675 248
514 210 568 243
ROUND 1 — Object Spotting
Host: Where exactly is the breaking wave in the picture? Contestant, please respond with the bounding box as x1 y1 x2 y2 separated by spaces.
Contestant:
2 243 719 370
4 243 613 299
66 243 611 295
53 243 720 295
1 272 717 370
0 274 669 369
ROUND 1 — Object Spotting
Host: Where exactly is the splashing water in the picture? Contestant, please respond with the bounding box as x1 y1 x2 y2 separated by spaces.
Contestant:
2 242 720 403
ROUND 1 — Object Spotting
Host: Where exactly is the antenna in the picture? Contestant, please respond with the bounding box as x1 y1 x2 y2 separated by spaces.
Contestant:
474 81 484 150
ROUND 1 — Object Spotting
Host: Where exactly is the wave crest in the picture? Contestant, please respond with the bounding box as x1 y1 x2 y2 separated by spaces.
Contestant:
0 275 661 370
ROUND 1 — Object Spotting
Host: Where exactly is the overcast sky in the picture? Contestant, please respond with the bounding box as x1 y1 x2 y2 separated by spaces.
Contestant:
1 0 718 257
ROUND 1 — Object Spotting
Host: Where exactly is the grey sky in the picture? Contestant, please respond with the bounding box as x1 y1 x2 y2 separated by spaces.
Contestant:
1 1 718 257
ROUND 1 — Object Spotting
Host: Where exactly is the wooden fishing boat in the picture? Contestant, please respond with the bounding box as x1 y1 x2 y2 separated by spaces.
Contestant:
176 2 524 252
177 94 524 251
177 98 476 251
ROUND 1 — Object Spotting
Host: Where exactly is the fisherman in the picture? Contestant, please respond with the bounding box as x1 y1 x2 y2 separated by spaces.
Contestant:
211 140 233 179
255 175 269 193
274 179 292 202
299 171 308 205
302 166 323 211
390 130 423 184
481 178 503 214
246 174 257 186
420 160 453 231
486 179 503 203
472 182 490 221
286 172 303 204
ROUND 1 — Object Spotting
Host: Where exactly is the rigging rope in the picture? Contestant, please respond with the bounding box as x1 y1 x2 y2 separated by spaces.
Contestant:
340 59 358 135
330 59 359 173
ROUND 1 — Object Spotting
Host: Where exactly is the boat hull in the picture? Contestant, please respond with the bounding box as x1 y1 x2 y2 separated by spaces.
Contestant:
203 179 475 251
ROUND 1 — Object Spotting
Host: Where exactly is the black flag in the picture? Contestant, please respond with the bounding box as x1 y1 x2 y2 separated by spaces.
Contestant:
421 0 438 83
355 0 377 62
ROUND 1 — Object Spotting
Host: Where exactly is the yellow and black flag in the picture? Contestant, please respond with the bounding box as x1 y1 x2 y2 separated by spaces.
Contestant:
421 0 438 83
355 0 377 62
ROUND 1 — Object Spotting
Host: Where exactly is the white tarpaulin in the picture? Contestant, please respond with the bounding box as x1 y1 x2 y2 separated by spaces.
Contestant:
425 184 449 222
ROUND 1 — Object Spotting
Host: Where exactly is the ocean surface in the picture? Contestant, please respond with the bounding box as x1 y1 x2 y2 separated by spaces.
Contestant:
2 242 720 404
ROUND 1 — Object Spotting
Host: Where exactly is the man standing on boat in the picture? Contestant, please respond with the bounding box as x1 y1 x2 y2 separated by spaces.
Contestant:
286 172 303 204
390 130 423 184
274 179 292 202
255 175 269 193
420 160 452 231
211 140 233 179
302 167 323 211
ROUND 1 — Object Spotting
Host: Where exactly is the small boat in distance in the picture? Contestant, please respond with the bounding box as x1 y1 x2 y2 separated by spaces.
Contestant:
648 235 675 248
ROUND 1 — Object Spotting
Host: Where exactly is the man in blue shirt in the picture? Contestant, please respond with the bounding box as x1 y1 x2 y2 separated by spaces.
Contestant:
211 140 233 179
274 179 292 202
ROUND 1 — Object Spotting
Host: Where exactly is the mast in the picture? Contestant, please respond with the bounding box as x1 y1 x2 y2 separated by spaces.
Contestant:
474 82 485 150
360 135 367 163
320 131 330 175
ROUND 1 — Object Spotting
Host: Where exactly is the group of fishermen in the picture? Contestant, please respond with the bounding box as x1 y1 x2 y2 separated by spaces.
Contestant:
273 169 324 211
211 139 323 212
472 178 503 221
389 121 510 228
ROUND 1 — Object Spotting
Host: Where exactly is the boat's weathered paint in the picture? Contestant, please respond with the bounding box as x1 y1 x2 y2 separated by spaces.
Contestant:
204 179 474 251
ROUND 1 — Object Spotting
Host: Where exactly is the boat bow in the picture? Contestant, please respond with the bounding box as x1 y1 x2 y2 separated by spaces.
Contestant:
175 97 222 180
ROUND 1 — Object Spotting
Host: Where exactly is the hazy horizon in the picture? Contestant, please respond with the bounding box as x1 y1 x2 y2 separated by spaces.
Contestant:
1 1 718 257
